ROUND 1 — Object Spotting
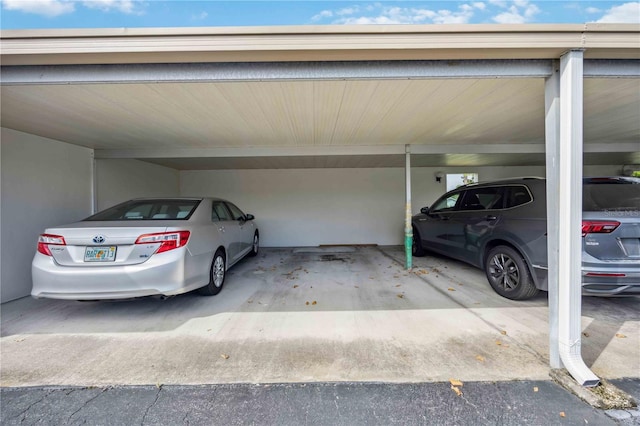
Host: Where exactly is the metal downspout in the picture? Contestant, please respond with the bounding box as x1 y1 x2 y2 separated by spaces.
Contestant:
557 50 599 387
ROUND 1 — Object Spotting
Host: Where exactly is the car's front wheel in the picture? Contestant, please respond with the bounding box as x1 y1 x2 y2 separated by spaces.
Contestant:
199 249 226 296
485 245 538 300
412 227 426 257
249 231 259 257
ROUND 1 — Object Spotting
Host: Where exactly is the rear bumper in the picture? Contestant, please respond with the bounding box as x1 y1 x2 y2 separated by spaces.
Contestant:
31 250 205 300
581 264 640 296
531 264 640 296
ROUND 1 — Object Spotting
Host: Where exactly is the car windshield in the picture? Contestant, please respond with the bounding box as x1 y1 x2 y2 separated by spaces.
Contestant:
84 199 201 221
583 178 640 211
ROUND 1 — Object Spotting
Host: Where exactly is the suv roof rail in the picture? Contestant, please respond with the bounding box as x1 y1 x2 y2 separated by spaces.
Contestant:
464 176 544 187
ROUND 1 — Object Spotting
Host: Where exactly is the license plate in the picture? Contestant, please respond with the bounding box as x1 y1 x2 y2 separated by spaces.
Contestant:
84 246 117 262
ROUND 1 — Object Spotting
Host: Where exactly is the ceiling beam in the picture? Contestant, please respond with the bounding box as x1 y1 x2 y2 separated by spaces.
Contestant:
583 59 640 78
1 60 554 85
94 142 640 160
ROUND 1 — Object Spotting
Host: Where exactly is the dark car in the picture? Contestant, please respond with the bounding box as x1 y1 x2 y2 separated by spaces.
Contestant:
412 177 640 300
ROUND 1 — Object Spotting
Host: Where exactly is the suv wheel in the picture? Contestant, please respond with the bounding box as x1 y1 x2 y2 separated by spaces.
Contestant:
485 245 538 300
412 227 425 257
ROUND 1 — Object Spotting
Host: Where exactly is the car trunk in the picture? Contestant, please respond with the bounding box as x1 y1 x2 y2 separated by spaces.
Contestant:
583 214 640 260
45 221 169 266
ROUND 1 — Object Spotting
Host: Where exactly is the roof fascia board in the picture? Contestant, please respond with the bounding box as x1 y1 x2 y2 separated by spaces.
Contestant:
2 24 638 66
0 24 610 38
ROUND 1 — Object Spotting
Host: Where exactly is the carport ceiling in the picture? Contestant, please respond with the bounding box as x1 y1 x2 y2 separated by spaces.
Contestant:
1 25 639 169
2 77 639 169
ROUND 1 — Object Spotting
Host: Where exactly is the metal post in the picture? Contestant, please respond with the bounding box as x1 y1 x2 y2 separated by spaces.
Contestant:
557 50 599 387
90 151 97 214
545 60 561 369
405 144 412 270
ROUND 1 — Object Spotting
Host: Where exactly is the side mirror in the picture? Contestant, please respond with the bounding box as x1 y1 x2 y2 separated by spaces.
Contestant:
420 207 430 215
245 214 255 221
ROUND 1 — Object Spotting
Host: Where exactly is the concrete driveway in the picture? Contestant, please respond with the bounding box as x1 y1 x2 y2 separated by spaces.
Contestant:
1 246 638 387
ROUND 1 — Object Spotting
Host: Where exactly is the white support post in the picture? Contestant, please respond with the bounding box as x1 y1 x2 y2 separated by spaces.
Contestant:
405 145 412 270
557 50 599 387
545 61 561 369
90 150 97 214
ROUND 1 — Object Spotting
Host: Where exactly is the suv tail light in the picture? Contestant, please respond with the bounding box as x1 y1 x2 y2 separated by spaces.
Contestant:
37 234 66 256
135 231 190 254
582 221 620 237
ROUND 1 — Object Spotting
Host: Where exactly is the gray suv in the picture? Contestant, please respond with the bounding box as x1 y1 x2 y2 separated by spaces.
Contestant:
412 177 640 300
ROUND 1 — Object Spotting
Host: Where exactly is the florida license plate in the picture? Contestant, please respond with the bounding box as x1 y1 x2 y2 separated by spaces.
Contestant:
84 246 117 262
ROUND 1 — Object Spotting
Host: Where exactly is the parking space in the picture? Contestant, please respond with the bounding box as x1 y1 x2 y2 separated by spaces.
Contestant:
1 246 638 387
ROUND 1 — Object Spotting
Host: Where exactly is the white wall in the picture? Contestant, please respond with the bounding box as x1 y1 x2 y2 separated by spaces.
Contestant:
1 128 93 303
181 165 622 248
96 159 179 211
181 168 406 247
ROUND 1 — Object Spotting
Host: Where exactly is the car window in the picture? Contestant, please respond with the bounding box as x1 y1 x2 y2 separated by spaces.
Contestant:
225 202 246 221
431 192 461 213
460 187 504 211
212 201 232 221
504 186 533 208
85 200 199 221
583 180 640 211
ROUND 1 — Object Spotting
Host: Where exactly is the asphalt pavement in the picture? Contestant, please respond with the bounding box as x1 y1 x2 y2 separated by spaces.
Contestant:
2 379 639 425
2 247 638 425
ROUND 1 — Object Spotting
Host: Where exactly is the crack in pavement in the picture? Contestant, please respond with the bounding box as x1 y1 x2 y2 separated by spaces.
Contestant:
141 385 163 425
67 387 110 423
10 389 54 423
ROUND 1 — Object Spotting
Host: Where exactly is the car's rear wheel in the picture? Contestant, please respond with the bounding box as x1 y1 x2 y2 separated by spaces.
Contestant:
412 227 426 257
199 249 225 296
249 231 259 257
485 245 538 300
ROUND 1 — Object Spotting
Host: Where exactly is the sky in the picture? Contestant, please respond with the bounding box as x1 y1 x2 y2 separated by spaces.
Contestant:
1 0 639 30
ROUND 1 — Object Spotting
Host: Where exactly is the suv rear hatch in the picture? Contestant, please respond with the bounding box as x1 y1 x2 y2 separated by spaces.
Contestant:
582 177 640 261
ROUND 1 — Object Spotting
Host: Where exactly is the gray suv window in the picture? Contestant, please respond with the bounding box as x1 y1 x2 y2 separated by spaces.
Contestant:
504 185 533 208
431 192 462 212
460 187 504 211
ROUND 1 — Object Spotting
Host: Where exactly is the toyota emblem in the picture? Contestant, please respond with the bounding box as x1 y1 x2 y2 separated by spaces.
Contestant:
92 235 105 244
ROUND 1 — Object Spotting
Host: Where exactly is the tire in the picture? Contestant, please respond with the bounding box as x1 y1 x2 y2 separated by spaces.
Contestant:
198 249 226 296
484 245 538 300
249 231 259 257
412 227 426 257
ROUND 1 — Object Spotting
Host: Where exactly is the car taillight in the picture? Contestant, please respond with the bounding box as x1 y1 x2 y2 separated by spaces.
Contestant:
582 221 619 237
37 234 66 256
135 231 190 254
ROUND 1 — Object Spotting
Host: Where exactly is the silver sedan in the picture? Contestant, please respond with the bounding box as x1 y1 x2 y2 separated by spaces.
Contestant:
32 198 259 300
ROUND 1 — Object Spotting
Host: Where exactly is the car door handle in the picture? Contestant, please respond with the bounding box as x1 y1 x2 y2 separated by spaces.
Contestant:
485 215 497 221
440 216 450 221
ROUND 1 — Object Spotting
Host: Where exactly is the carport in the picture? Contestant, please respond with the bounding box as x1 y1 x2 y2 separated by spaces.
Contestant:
1 24 639 387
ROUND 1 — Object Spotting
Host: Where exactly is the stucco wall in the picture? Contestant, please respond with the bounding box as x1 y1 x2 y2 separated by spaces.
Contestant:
181 168 405 247
1 128 92 302
95 159 179 211
181 165 621 248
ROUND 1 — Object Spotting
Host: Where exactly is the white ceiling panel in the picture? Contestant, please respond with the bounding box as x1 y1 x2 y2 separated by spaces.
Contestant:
2 78 551 150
